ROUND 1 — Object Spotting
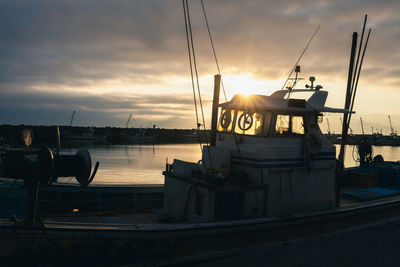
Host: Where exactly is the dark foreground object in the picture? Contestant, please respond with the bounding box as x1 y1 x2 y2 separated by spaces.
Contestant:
196 218 400 267
3 195 400 266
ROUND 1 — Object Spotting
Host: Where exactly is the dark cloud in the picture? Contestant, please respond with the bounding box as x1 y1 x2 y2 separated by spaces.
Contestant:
0 86 206 127
0 0 399 128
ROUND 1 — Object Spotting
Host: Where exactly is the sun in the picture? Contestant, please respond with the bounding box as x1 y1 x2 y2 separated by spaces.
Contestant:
222 72 282 97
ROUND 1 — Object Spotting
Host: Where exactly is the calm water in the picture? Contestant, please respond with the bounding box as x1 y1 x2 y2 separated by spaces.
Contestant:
61 144 202 185
60 144 400 185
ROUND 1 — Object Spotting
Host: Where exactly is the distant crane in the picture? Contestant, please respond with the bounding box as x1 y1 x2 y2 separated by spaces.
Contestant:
388 115 397 137
126 114 133 128
69 110 76 126
147 122 157 129
360 117 365 135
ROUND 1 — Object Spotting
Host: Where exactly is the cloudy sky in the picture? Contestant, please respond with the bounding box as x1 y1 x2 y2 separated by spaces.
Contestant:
0 0 399 133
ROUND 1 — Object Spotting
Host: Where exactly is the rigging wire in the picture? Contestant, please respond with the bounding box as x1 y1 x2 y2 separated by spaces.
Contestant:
182 0 203 151
183 0 213 171
280 25 320 94
200 0 227 102
200 0 245 169
185 0 209 143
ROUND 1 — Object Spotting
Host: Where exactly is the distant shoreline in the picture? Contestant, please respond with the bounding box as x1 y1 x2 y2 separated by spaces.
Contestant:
0 125 207 147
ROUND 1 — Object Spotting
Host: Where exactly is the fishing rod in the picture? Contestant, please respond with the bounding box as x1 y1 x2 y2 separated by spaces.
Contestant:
280 24 320 93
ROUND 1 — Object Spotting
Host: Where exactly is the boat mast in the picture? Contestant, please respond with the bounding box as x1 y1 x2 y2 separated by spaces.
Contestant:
210 74 221 146
336 15 371 207
336 31 358 207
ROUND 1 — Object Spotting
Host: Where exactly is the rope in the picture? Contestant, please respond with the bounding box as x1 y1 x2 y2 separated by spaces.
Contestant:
200 0 227 102
200 0 246 170
185 0 208 141
183 0 213 171
182 0 202 152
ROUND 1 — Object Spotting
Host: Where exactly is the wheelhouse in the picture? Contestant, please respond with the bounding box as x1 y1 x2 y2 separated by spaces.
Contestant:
217 94 322 139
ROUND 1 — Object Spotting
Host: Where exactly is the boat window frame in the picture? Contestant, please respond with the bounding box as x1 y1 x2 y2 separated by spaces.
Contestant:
271 112 309 138
217 108 236 133
226 108 275 138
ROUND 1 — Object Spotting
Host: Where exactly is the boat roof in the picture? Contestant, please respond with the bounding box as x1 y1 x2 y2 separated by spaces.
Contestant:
219 89 353 114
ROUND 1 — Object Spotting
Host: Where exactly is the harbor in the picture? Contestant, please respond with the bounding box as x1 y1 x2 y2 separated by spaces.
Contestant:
1 0 400 266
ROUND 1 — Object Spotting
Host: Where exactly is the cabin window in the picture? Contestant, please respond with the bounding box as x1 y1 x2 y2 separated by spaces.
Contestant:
218 109 234 132
275 115 289 134
274 114 305 136
234 111 264 136
292 116 305 134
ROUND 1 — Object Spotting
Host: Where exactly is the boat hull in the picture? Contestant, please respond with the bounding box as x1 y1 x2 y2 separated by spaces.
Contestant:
2 196 400 265
0 179 163 218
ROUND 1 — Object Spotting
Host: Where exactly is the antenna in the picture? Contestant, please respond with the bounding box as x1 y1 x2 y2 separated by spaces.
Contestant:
281 25 320 91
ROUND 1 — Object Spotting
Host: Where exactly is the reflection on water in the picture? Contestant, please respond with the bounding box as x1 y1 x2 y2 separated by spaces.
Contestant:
61 144 202 185
61 144 400 185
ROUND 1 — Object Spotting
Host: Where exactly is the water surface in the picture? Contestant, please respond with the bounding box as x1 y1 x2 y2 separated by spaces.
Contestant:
61 144 400 185
61 144 202 185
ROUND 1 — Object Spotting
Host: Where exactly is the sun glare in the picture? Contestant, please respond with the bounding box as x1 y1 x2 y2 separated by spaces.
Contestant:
222 73 283 97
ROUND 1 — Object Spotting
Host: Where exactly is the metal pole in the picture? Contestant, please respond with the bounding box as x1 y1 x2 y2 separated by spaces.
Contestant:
336 32 358 207
210 74 221 146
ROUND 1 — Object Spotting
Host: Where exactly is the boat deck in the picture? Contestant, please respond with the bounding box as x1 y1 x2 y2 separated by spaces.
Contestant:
39 195 392 227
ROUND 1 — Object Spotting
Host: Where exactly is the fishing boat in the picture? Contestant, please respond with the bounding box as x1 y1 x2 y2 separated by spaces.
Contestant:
2 6 400 264
0 178 163 218
3 73 400 265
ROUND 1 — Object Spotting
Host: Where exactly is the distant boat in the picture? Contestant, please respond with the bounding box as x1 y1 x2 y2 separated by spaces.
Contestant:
106 128 156 144
62 127 108 145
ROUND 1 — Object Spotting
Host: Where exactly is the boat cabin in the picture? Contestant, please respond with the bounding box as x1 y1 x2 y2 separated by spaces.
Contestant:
164 78 350 222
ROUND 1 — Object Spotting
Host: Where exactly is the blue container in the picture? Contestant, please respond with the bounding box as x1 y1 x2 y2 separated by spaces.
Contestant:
379 166 393 187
